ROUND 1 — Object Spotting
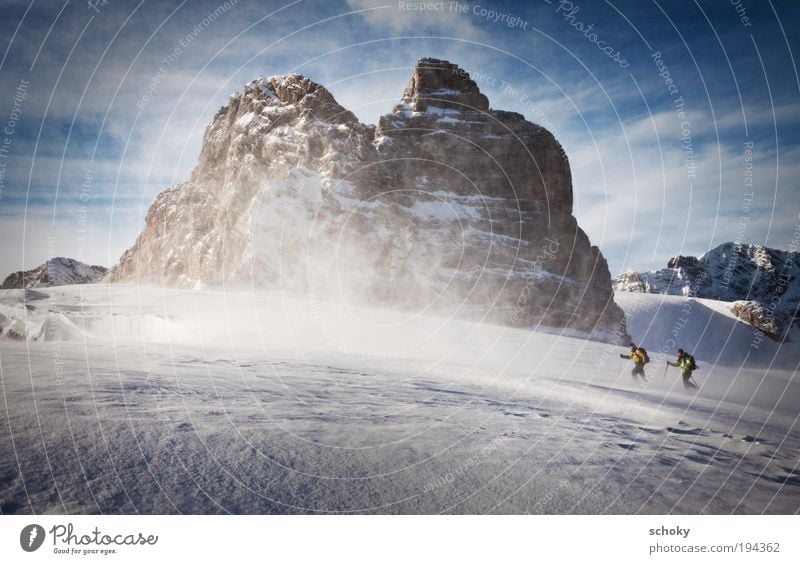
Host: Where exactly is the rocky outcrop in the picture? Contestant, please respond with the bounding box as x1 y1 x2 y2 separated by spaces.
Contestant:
109 58 627 342
1 257 107 289
614 243 800 337
730 301 786 340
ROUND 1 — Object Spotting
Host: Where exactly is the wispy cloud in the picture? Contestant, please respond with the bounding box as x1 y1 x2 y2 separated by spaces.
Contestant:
345 0 486 39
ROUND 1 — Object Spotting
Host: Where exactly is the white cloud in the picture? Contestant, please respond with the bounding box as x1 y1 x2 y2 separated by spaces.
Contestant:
715 100 800 132
345 0 486 39
0 203 141 273
568 106 800 274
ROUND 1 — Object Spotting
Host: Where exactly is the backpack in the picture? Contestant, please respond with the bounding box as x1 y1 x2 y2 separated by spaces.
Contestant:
637 347 650 364
687 354 698 371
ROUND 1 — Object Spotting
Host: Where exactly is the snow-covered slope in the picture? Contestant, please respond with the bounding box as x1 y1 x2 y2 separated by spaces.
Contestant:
0 257 107 289
615 292 800 369
0 285 797 514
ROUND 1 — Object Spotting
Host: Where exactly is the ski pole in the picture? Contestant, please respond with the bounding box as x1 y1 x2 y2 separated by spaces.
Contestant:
663 362 669 379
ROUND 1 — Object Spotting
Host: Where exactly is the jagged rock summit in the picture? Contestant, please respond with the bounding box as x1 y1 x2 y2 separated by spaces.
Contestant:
400 57 489 112
614 242 799 339
1 257 107 289
109 58 626 341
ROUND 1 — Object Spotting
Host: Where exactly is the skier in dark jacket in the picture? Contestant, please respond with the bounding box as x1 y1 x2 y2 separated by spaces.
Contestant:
620 343 648 382
667 348 698 391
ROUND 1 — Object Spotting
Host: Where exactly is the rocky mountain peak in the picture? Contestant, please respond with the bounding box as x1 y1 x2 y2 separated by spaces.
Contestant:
400 57 489 112
376 58 572 212
193 71 366 184
261 73 323 105
252 74 359 124
110 58 627 343
1 257 107 289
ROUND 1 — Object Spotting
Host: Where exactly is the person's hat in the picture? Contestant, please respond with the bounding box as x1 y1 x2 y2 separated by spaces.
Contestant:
677 348 684 354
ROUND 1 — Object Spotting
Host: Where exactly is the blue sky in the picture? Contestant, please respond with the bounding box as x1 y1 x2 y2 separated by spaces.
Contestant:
0 0 798 275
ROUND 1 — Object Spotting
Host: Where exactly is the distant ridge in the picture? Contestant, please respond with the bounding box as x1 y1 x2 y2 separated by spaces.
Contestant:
1 257 108 289
614 243 799 339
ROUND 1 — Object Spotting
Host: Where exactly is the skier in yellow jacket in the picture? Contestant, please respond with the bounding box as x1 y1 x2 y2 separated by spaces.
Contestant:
620 343 649 382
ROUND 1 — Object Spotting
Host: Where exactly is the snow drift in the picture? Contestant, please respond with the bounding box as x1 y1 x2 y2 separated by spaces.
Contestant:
0 284 797 514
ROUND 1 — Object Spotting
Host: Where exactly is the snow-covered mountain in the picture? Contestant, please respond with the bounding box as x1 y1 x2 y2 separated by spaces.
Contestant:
614 243 799 338
108 58 626 342
0 257 107 289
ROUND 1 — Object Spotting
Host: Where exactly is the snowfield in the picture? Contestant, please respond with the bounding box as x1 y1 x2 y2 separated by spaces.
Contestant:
0 285 798 514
